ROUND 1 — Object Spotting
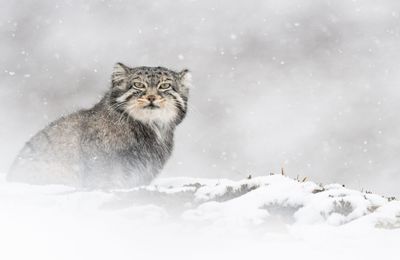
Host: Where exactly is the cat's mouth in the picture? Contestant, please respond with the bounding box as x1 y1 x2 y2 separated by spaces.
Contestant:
143 103 160 110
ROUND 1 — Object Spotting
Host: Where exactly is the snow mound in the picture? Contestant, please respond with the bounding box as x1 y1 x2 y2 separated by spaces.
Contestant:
2 174 399 229
1 174 399 260
143 175 399 228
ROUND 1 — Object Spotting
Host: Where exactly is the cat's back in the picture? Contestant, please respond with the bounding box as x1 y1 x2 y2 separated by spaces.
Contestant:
7 109 92 185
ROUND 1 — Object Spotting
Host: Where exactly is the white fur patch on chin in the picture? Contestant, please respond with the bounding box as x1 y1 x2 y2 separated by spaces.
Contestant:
127 105 177 125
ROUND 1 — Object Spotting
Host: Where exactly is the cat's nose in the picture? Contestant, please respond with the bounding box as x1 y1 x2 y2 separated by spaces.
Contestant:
147 95 156 102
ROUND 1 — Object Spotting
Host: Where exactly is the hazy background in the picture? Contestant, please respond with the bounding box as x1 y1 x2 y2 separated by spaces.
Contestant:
1 0 399 196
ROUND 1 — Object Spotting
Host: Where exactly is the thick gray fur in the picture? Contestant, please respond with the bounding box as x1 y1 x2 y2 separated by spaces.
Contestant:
8 64 190 189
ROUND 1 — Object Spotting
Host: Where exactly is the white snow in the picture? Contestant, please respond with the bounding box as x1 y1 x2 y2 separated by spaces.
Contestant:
0 174 399 260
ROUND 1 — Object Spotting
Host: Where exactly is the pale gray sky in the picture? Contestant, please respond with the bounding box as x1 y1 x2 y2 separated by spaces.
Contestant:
1 0 400 196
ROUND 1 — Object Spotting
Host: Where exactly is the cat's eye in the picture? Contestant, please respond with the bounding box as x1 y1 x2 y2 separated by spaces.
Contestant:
133 82 146 89
159 83 172 90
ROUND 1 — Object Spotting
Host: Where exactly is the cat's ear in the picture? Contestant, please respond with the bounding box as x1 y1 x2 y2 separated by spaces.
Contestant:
178 69 191 87
112 62 130 88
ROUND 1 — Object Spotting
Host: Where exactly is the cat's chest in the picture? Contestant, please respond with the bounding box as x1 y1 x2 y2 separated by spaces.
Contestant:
120 126 173 157
137 129 172 154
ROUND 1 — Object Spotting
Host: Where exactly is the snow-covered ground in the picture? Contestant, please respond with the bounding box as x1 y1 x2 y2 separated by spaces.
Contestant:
0 174 399 260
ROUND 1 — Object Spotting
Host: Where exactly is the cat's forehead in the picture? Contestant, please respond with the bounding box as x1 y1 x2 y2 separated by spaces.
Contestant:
130 66 176 80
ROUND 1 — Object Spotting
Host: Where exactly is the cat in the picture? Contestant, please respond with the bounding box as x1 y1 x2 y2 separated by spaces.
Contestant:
7 63 190 189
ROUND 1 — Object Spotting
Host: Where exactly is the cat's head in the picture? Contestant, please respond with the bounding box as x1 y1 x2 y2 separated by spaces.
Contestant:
109 63 190 125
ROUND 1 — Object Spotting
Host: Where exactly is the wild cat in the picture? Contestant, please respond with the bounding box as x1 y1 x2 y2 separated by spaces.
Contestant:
7 63 190 188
